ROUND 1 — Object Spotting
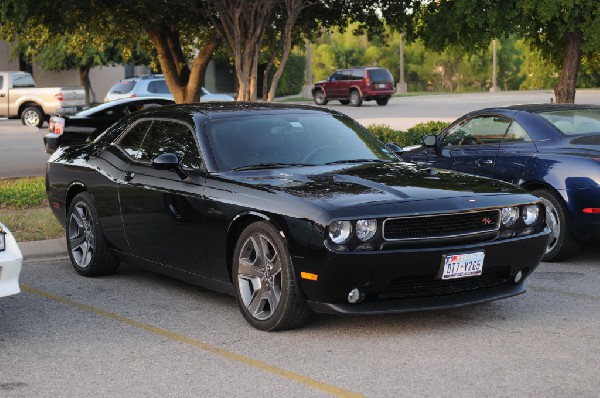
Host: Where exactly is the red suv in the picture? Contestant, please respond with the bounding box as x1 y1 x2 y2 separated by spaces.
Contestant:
312 67 395 107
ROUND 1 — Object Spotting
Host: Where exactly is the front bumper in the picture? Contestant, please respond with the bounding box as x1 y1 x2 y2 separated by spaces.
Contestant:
294 229 549 315
0 227 23 298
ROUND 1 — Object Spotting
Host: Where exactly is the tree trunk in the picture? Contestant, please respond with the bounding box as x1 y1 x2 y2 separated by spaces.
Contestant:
208 0 277 102
554 30 583 103
78 65 93 105
148 25 220 104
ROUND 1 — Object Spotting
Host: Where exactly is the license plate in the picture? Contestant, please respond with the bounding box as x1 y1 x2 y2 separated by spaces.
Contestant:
377 83 387 88
441 251 485 280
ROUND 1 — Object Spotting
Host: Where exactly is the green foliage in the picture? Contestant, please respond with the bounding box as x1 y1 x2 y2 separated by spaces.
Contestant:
0 177 47 209
367 122 450 147
274 54 305 97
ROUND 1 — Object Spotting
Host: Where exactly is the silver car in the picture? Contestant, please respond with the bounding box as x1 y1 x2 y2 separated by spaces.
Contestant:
104 75 235 102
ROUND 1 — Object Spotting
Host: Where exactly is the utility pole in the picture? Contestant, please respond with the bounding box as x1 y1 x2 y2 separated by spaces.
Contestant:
396 33 407 93
490 38 500 92
302 40 313 99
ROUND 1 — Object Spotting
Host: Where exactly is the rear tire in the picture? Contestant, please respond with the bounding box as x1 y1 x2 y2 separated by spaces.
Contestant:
313 90 328 105
376 97 389 106
66 192 119 276
349 90 363 107
233 221 310 331
532 189 581 262
21 106 45 128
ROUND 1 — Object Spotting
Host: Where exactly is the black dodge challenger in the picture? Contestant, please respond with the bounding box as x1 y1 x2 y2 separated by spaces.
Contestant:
46 103 550 330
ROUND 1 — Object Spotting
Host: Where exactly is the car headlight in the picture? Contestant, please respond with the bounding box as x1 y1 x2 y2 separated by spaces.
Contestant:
522 204 540 225
501 206 519 227
328 221 352 244
356 219 377 242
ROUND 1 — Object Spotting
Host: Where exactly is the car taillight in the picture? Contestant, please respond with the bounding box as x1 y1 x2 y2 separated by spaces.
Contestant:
54 92 64 101
366 78 371 86
583 208 600 214
130 94 136 98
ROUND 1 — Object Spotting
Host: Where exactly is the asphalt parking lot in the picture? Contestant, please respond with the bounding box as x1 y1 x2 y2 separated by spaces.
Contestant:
2 91 600 397
2 245 599 397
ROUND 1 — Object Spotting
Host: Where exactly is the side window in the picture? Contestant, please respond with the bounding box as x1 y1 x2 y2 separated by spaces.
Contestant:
330 71 343 81
341 70 353 80
147 80 170 94
116 120 153 159
503 121 532 143
351 69 364 80
138 120 202 169
99 105 128 118
442 116 511 146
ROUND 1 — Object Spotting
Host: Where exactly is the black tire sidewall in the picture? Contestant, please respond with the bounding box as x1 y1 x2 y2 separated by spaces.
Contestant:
232 221 307 331
533 188 580 262
66 192 117 276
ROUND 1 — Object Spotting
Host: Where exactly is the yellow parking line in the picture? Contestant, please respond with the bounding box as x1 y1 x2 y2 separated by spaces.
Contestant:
21 284 363 398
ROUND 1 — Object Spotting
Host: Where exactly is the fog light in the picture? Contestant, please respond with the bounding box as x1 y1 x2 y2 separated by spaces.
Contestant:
347 288 363 304
514 270 523 283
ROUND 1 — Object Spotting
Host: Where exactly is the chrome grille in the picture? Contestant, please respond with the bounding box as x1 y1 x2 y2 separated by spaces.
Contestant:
383 209 500 241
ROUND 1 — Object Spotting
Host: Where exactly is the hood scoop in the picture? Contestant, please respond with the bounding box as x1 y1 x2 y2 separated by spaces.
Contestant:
307 174 335 183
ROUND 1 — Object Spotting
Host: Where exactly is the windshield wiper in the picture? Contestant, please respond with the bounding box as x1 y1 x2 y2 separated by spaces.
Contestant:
232 162 311 171
324 159 390 165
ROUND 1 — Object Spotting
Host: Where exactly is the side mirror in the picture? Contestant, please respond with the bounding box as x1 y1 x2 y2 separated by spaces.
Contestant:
152 152 188 180
385 142 404 156
422 135 437 148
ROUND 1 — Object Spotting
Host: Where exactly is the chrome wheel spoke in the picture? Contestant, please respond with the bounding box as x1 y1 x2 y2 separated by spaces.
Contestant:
237 231 283 321
68 202 94 268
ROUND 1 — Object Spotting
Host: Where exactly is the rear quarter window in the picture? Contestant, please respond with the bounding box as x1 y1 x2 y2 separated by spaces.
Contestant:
147 80 170 94
110 80 136 94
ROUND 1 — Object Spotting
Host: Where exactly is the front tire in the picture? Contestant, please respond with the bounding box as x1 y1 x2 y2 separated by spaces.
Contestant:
66 192 119 276
233 221 310 331
313 90 328 105
21 106 45 128
533 189 581 262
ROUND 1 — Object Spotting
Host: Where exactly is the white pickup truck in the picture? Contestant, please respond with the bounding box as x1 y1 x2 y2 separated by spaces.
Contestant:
0 71 86 127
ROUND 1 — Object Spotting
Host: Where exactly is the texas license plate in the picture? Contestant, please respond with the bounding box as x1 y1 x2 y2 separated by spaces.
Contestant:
441 252 485 280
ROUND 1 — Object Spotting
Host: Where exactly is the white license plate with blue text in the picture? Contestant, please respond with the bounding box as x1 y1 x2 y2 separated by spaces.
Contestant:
441 252 485 280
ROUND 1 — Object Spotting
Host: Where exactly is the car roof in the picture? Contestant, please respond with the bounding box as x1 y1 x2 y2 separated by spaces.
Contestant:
479 104 600 113
135 102 344 120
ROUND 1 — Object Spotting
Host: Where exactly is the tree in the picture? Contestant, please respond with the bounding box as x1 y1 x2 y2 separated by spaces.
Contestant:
1 0 221 104
386 0 600 103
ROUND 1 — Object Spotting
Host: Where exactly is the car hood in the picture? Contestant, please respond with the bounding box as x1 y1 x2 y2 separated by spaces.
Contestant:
222 162 526 214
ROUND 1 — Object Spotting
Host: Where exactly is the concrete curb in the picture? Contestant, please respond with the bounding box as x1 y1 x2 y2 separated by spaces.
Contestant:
19 238 68 261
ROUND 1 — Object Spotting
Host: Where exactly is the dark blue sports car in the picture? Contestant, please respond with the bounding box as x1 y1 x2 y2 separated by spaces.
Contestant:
403 104 600 262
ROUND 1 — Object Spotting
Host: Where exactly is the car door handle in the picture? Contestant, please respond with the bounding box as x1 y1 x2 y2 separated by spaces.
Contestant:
476 159 494 166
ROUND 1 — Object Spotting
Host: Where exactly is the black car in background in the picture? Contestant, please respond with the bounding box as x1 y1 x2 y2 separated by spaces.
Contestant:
43 97 174 153
46 103 549 330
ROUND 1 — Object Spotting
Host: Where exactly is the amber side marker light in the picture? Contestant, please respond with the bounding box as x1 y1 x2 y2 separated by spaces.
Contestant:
300 272 318 281
583 208 600 214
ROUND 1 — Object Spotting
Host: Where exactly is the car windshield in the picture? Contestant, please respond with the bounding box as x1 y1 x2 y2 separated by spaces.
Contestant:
538 109 600 136
205 114 397 171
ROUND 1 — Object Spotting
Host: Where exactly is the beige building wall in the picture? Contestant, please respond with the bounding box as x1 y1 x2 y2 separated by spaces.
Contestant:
0 41 20 70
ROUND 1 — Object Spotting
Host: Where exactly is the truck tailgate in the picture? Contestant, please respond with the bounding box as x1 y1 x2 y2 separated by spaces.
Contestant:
59 87 86 107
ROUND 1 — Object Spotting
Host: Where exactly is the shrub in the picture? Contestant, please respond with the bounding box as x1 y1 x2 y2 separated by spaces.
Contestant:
367 121 450 147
